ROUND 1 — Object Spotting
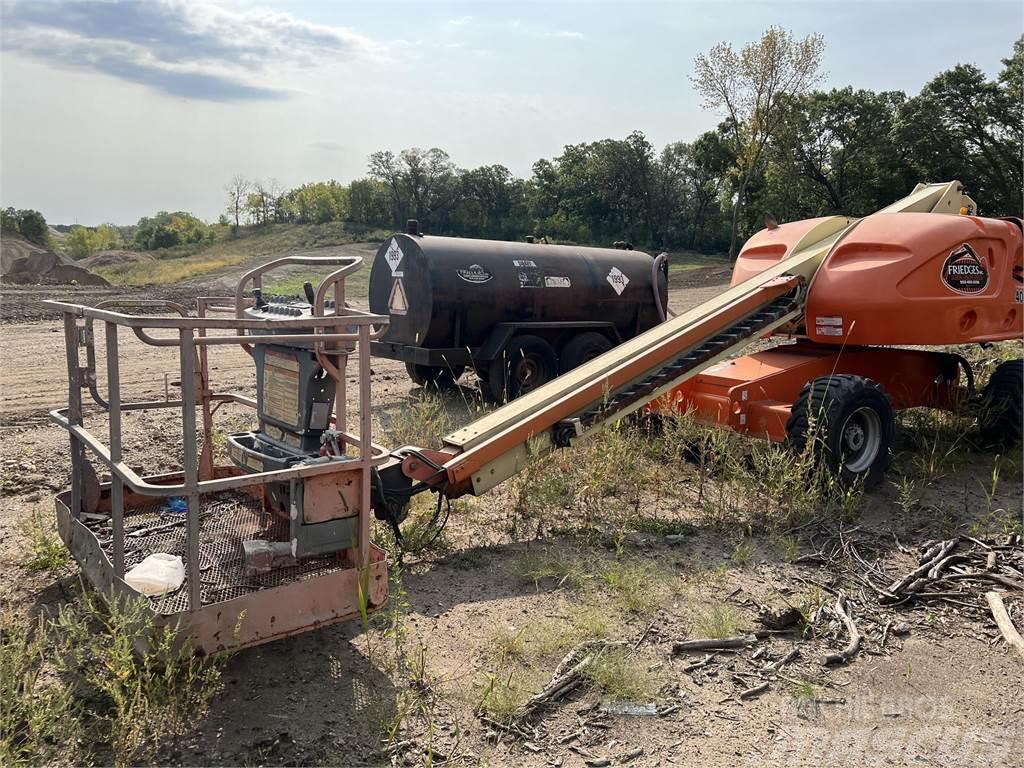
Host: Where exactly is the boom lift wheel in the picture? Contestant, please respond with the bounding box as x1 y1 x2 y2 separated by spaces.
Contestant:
488 335 558 403
559 332 612 374
405 362 465 390
786 375 894 490
976 359 1023 447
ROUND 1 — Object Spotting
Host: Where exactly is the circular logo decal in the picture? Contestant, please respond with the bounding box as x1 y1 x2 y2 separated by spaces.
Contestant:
457 264 493 284
941 244 988 295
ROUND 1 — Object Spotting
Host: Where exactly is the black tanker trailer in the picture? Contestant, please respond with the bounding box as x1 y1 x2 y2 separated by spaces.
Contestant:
368 226 669 402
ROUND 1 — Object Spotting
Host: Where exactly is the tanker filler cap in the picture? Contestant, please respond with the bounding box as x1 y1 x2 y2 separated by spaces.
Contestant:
406 219 420 236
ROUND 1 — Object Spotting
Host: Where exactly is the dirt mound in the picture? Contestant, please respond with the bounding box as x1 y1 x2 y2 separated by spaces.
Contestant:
1 233 110 287
81 250 155 270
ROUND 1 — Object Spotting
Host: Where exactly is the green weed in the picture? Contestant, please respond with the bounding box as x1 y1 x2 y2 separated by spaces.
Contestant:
384 394 455 450
788 677 821 702
18 510 70 573
731 538 755 567
512 549 590 590
488 626 527 666
53 592 224 767
775 534 800 563
583 648 665 703
692 604 746 639
475 670 533 723
0 613 80 767
523 603 615 659
600 560 668 616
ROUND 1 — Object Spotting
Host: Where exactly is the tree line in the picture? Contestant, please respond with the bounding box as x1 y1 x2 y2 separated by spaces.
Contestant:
221 30 1020 258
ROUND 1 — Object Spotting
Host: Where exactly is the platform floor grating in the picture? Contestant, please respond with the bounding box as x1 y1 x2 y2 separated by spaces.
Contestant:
94 492 347 614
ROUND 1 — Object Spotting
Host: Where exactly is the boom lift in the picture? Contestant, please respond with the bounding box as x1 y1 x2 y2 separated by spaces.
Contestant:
49 181 1023 652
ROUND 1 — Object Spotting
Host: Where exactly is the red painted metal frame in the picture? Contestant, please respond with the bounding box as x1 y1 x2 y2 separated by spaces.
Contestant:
655 341 966 442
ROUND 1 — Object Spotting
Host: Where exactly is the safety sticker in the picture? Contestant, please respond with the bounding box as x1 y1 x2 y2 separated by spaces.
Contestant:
384 238 405 276
814 316 843 326
606 267 629 296
941 243 988 295
518 267 543 288
544 276 571 288
458 264 493 284
816 326 844 337
513 259 537 268
388 278 408 315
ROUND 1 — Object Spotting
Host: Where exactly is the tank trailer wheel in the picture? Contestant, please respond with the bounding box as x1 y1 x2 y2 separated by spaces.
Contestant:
976 359 1023 448
488 335 558 403
786 375 894 490
405 362 465 391
559 331 612 374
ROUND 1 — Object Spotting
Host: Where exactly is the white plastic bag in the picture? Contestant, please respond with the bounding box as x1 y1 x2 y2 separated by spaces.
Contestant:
124 553 185 597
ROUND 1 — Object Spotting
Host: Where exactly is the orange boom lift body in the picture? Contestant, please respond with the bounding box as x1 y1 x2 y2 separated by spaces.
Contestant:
660 209 1023 444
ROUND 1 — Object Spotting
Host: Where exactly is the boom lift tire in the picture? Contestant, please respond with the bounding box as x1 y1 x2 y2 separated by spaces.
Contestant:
405 362 465 390
786 375 894 490
559 332 613 374
488 335 558 404
976 359 1023 448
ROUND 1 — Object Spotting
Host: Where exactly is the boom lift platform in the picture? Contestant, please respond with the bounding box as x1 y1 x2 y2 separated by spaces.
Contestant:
49 181 1023 652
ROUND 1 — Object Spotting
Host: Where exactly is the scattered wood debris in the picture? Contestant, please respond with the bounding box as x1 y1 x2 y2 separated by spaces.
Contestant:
985 591 1024 660
671 635 756 653
760 646 800 675
821 592 862 666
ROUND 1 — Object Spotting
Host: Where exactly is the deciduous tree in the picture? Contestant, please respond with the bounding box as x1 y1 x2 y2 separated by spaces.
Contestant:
693 26 825 258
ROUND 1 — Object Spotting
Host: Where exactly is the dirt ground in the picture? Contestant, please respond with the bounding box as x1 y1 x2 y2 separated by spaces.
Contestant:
1 254 1022 767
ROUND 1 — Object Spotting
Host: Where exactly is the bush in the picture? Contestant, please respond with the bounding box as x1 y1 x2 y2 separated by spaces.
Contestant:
1 207 49 246
133 211 211 250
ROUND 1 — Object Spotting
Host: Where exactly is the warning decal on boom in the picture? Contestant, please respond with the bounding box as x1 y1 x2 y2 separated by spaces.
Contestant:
388 279 408 315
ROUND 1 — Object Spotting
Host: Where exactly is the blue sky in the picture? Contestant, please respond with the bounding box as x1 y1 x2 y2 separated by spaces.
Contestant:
1 0 1021 225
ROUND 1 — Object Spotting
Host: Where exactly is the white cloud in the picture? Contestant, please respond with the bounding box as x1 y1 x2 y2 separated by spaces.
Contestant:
549 30 585 40
0 0 381 101
447 15 474 26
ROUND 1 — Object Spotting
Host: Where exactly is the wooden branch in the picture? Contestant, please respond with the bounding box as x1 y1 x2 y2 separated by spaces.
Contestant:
880 620 892 649
928 554 969 580
760 646 800 675
513 639 626 722
683 654 717 673
516 653 594 719
943 571 1024 591
985 591 1024 660
885 539 957 598
739 682 770 700
672 635 756 654
821 593 862 666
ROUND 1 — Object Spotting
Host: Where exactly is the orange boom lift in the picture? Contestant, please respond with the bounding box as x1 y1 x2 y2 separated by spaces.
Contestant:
374 180 1022 518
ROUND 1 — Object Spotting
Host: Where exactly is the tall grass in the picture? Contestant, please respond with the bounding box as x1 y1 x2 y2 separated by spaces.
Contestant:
2 592 226 767
510 411 863 539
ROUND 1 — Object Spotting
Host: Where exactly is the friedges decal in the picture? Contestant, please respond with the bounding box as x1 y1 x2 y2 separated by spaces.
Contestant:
457 264 493 284
941 244 988 295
